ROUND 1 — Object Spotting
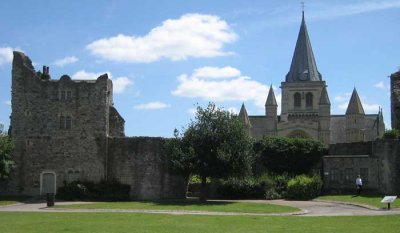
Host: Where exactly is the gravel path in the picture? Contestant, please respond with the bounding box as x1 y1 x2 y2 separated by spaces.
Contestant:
1 200 400 217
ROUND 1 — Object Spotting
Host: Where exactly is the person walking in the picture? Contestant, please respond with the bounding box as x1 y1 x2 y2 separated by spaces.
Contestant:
356 175 363 195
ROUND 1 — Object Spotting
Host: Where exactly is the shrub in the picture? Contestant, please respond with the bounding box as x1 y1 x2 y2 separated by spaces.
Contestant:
216 176 274 199
286 175 322 200
383 129 399 139
264 189 281 200
215 174 289 200
57 179 130 201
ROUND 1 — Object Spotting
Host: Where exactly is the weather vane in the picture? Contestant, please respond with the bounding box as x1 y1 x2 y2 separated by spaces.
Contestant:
301 2 305 12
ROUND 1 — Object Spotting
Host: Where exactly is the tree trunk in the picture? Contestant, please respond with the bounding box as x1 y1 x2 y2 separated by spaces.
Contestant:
200 176 207 202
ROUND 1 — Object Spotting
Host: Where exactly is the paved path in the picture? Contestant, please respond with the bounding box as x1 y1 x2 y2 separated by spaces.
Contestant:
1 200 400 217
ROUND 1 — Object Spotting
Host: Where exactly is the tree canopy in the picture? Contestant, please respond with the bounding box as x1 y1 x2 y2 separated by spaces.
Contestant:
0 134 14 180
254 136 326 175
164 103 254 200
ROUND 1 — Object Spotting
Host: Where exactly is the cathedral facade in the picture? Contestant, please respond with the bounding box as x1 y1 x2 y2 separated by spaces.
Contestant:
239 13 384 145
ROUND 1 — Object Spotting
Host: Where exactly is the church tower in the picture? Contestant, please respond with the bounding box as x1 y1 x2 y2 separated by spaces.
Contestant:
237 10 383 144
345 88 365 142
279 11 330 140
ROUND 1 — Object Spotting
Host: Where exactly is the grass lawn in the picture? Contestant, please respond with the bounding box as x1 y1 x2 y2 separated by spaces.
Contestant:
1 212 400 233
54 200 298 214
0 196 29 206
316 195 400 209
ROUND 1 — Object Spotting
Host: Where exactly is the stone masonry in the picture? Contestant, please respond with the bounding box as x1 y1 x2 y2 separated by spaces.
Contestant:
3 52 186 199
323 140 400 194
391 71 400 130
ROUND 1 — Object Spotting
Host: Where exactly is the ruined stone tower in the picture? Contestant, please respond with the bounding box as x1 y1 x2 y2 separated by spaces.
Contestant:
9 52 124 195
5 52 186 199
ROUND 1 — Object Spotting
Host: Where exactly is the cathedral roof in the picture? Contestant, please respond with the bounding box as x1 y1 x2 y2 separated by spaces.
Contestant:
285 12 322 82
238 103 252 127
265 85 278 106
346 88 365 115
319 86 330 105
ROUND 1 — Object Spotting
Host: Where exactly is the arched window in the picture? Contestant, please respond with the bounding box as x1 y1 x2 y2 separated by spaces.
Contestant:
66 116 72 129
306 92 313 108
294 92 301 108
59 116 65 129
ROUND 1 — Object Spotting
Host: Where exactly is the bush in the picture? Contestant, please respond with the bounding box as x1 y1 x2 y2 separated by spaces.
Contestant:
0 134 14 180
383 129 399 139
57 179 130 201
216 176 273 199
215 174 290 200
286 175 322 200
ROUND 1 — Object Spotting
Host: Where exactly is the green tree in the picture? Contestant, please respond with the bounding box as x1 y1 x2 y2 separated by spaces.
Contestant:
165 103 254 200
383 129 400 139
254 136 325 175
0 134 14 180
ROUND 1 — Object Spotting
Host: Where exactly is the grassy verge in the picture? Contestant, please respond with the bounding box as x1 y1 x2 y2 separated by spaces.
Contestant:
315 195 400 209
54 200 299 214
0 196 29 206
1 212 400 233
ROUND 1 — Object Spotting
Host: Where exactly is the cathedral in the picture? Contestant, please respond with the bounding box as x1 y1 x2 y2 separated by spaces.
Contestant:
239 12 385 145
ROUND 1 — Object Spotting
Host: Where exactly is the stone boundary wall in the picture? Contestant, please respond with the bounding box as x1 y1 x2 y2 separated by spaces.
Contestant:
329 141 373 155
106 137 187 200
323 139 400 194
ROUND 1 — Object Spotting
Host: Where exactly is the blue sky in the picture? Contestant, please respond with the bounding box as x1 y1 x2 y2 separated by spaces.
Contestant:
0 0 399 136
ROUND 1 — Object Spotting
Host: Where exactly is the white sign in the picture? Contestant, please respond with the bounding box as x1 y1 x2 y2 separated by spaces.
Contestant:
381 196 397 203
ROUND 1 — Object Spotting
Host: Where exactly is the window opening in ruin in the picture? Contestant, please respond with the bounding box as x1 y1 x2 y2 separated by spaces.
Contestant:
294 92 301 108
60 91 66 100
344 168 353 185
330 169 340 183
67 91 72 99
60 116 65 129
66 116 72 129
67 170 73 183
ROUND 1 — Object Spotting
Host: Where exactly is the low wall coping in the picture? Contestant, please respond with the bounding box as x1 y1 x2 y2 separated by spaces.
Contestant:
323 154 370 158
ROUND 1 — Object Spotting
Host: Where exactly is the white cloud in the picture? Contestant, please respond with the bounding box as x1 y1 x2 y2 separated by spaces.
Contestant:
4 100 11 106
192 66 241 79
187 108 197 115
334 93 352 102
113 77 133 94
86 13 237 63
374 81 385 89
335 92 380 113
0 47 14 65
374 81 390 90
172 66 274 109
71 70 133 94
53 56 78 67
227 107 239 114
134 101 170 110
363 103 380 112
71 70 109 80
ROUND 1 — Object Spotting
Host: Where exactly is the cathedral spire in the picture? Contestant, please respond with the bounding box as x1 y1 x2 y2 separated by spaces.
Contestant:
346 88 365 115
265 85 277 106
285 12 322 82
238 103 252 127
